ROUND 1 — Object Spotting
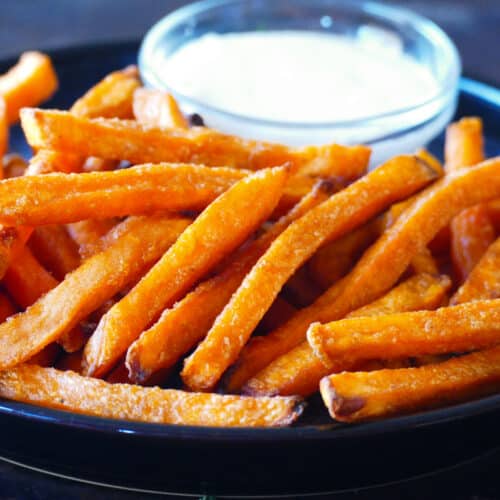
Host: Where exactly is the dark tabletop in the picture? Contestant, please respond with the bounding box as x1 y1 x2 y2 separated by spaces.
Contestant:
1 1 500 499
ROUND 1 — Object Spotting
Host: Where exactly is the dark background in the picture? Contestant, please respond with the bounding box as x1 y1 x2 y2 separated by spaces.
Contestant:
0 0 500 85
0 1 500 499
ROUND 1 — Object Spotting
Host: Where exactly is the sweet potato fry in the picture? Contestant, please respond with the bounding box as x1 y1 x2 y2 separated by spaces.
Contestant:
320 346 500 422
445 117 493 283
0 291 17 322
0 96 7 159
0 163 249 226
67 219 118 258
0 52 58 123
307 220 380 289
181 155 440 391
0 365 303 427
226 156 500 389
0 215 190 369
71 66 140 119
28 225 80 280
25 149 83 175
242 273 451 396
308 299 500 368
4 245 59 307
133 87 188 129
2 153 27 178
126 180 329 385
85 167 288 377
4 245 87 352
450 204 495 283
81 157 118 172
407 246 439 275
451 237 500 304
445 117 484 172
21 108 370 177
0 225 32 278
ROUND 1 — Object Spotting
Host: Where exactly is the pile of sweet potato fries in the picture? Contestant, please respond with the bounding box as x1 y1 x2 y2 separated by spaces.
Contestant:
0 51 499 427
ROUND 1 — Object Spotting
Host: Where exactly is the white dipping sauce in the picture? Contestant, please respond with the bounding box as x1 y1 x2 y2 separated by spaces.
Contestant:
162 30 438 123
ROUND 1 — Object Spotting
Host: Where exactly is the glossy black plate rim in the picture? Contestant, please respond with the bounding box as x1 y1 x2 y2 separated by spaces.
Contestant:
1 40 500 444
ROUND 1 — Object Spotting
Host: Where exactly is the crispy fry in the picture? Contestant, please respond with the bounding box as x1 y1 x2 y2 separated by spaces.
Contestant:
445 117 484 172
445 117 492 283
67 219 118 258
4 245 87 352
242 273 451 396
2 154 27 178
181 155 440 391
307 220 380 289
0 291 17 322
308 299 500 368
0 52 58 124
0 96 7 160
26 149 83 175
451 237 500 304
21 108 370 177
451 204 495 283
0 225 32 278
71 67 140 119
226 157 500 390
407 246 439 275
0 163 250 226
4 246 59 307
0 365 303 427
28 225 80 280
126 180 329 385
85 167 288 377
0 215 190 369
320 346 500 422
133 87 188 129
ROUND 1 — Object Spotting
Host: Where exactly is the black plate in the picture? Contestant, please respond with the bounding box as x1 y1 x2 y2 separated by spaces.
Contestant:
2 42 500 497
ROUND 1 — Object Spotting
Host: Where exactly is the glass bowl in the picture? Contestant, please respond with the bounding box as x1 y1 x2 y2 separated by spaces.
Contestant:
139 0 461 165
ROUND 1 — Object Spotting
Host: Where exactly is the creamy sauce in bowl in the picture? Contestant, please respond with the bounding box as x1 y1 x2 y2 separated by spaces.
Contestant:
161 30 439 124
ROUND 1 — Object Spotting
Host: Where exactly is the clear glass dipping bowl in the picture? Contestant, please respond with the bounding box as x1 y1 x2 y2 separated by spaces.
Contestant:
139 0 461 165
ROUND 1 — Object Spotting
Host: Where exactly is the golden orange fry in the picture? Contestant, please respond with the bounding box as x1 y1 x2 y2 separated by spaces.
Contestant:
0 163 248 226
450 204 495 283
181 155 440 391
445 117 484 172
451 236 500 304
21 108 370 178
4 245 87 353
0 365 304 427
0 215 190 369
320 346 500 422
0 52 58 123
71 66 140 119
226 156 500 390
28 225 80 280
84 167 289 378
125 180 329 385
133 87 188 129
307 299 500 368
243 273 451 397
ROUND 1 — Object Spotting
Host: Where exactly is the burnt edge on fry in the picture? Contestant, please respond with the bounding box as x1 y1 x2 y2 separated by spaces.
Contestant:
321 378 366 419
280 398 307 426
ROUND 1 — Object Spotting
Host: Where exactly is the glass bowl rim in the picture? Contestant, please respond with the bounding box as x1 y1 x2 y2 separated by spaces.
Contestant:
139 0 461 129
